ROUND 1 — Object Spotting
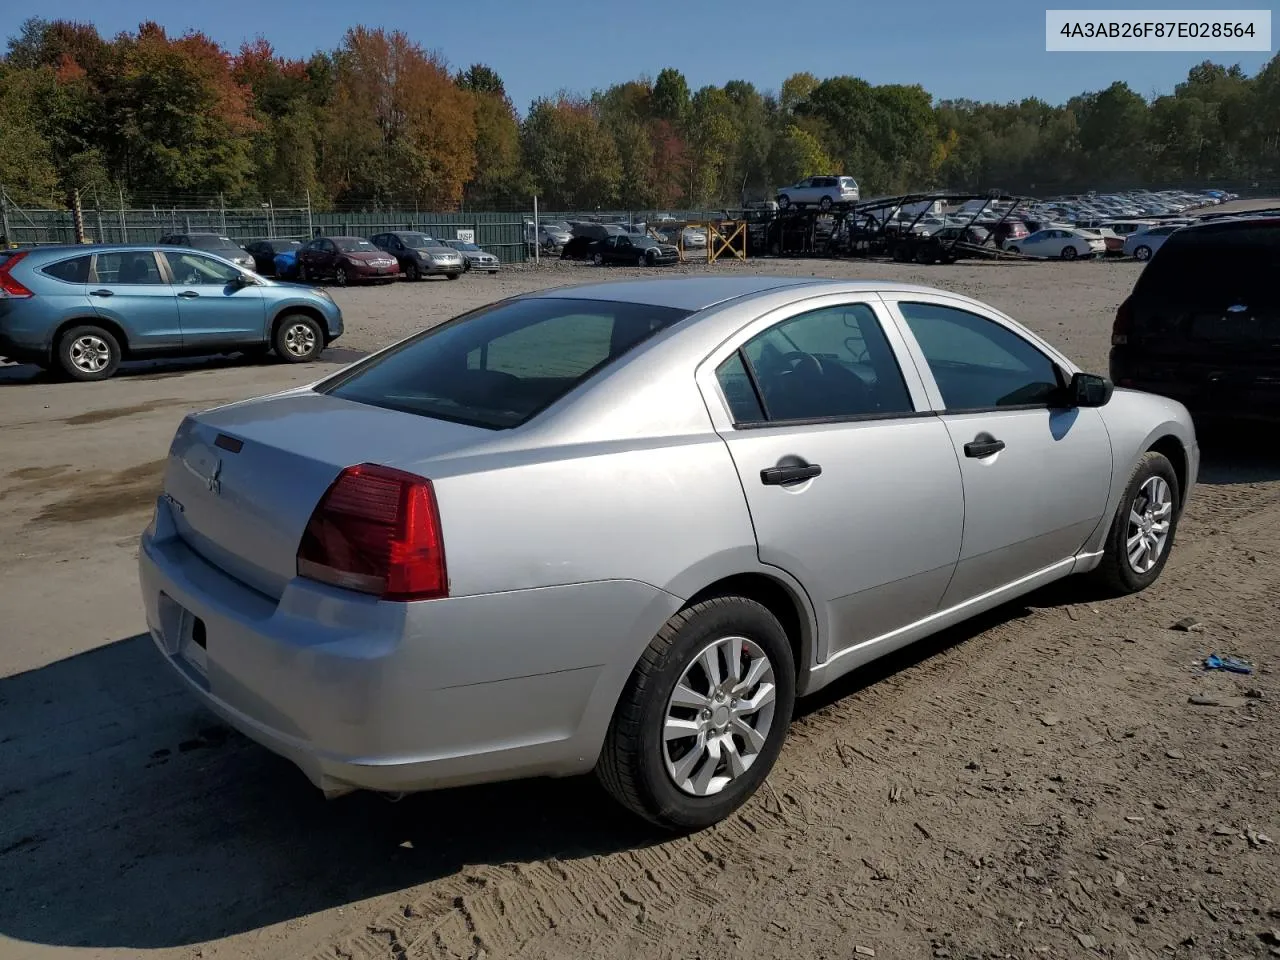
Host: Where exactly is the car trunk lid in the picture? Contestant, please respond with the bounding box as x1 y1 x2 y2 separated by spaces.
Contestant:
162 389 492 600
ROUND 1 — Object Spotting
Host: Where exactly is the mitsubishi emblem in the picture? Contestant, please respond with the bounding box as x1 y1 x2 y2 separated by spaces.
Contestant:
207 458 222 495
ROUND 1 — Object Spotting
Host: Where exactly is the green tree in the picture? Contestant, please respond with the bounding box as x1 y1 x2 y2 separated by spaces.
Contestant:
459 65 525 208
0 64 60 206
521 95 621 208
651 68 691 127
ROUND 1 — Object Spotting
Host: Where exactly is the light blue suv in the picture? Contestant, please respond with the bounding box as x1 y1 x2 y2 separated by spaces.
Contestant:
0 244 344 381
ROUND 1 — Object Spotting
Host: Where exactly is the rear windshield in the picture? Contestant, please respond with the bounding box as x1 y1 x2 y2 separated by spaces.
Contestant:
1136 224 1280 302
320 297 692 429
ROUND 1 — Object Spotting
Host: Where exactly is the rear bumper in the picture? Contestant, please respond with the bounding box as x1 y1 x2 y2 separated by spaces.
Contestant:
138 499 679 796
1110 351 1280 421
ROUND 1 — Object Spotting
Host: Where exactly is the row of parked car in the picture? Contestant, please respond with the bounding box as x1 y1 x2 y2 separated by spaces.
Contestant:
157 231 504 285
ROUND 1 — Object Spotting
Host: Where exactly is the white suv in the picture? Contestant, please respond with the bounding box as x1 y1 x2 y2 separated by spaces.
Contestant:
776 175 859 210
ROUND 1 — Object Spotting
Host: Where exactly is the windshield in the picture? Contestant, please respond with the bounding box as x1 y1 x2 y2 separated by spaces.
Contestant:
448 241 481 251
334 238 377 253
396 233 437 250
320 297 692 429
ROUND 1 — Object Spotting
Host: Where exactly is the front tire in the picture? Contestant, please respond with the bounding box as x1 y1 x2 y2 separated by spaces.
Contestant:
57 324 121 381
1061 245 1078 260
273 314 324 364
297 261 308 282
404 261 420 281
336 266 349 286
1090 450 1181 596
592 252 604 266
596 595 796 831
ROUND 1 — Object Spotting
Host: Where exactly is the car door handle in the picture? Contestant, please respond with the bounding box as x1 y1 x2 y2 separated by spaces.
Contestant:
760 461 822 485
89 288 113 297
178 290 199 298
964 434 1006 458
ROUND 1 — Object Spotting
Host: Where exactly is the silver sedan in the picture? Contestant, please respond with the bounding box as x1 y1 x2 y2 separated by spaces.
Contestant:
139 277 1198 829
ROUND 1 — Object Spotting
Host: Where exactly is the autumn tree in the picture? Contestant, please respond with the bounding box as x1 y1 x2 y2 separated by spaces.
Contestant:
321 27 476 207
98 23 257 196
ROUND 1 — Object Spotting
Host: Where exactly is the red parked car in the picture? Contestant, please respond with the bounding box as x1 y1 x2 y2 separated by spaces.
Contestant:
296 236 400 286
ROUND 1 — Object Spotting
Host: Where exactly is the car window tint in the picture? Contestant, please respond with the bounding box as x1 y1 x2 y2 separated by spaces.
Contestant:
165 252 241 285
740 303 914 422
715 352 765 423
322 298 691 429
41 255 92 283
899 301 1061 409
1135 226 1279 302
95 252 165 285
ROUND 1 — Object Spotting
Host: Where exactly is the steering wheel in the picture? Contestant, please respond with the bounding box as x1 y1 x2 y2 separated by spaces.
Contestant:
775 350 824 378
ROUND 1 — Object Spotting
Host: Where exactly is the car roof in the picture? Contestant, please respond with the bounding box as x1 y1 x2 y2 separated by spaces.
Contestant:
522 276 952 312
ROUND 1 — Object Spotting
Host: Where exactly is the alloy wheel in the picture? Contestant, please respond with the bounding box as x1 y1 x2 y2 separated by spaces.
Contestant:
283 322 317 359
70 335 111 374
1126 475 1173 574
662 635 777 797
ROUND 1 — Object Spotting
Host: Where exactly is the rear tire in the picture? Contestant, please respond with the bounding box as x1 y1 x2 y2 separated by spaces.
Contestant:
273 314 324 364
57 324 121 382
1134 245 1152 261
1090 450 1181 596
596 595 796 831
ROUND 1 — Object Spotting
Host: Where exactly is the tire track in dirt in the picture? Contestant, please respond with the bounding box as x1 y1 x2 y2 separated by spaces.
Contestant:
305 477 1280 960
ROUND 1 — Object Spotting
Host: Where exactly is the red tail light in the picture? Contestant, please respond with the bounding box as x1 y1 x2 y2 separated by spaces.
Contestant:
1112 298 1133 345
297 464 447 601
0 252 34 299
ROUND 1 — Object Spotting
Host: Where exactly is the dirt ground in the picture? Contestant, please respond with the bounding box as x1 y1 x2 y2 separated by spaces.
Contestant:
2 208 1279 960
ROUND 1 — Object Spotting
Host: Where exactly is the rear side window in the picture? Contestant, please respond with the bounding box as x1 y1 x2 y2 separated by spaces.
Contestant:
322 297 691 429
42 255 92 283
1137 225 1280 302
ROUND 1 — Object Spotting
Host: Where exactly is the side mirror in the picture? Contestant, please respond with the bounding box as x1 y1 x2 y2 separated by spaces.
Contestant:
1067 371 1113 407
233 271 257 287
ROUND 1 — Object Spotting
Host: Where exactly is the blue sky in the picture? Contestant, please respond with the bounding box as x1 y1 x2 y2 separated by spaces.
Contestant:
2 1 1273 115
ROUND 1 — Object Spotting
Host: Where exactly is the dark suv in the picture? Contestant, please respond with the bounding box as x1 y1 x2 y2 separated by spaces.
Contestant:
1110 216 1280 423
157 233 255 271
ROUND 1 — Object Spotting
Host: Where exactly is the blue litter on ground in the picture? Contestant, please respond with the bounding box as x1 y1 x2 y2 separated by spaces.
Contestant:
1204 654 1253 675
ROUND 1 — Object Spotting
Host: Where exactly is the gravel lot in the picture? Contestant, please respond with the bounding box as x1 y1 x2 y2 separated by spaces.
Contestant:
2 215 1278 960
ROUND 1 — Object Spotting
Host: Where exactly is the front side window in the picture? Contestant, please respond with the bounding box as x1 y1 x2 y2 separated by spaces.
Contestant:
898 301 1062 410
725 303 914 423
164 252 241 286
321 298 691 429
95 252 165 285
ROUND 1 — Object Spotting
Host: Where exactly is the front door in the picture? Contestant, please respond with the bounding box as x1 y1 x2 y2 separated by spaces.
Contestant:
162 251 266 348
701 296 965 662
886 297 1114 607
88 251 182 349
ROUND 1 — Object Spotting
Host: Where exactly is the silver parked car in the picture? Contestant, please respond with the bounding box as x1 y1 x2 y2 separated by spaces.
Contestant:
139 277 1198 829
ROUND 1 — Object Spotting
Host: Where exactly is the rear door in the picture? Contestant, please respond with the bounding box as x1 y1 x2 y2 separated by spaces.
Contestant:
883 295 1113 606
161 251 266 348
88 251 183 349
697 294 965 663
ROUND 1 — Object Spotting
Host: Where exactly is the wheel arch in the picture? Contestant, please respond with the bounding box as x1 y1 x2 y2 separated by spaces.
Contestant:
270 304 331 344
53 315 131 359
681 571 817 693
1146 433 1190 510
